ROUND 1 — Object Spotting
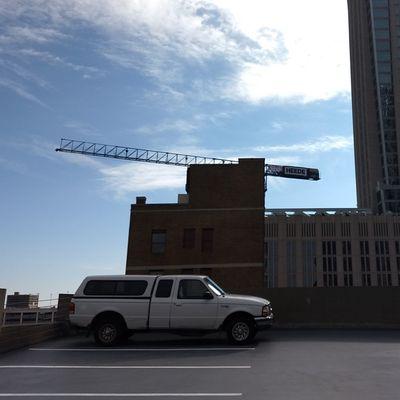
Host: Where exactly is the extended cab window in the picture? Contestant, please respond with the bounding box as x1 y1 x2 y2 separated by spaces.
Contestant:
178 279 210 299
84 280 148 296
155 279 173 298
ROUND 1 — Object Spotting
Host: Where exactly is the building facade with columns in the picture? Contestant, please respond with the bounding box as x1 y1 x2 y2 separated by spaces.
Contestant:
265 208 400 288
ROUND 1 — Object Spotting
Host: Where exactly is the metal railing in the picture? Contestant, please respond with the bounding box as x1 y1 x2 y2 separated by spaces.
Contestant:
2 308 57 327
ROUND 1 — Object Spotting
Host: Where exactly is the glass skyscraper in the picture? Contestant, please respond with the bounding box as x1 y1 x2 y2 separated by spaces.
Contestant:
348 0 400 213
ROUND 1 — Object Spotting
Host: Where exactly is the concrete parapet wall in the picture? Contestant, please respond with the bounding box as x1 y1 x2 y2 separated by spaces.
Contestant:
0 288 6 325
255 287 400 326
0 323 68 354
0 293 74 354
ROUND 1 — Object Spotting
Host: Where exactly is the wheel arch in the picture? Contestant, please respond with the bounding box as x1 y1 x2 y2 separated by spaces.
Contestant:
91 310 127 330
221 311 255 330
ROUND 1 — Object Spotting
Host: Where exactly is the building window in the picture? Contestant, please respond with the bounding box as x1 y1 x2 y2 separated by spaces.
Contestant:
183 228 196 249
322 222 336 237
201 228 214 252
151 230 166 254
341 222 351 237
286 224 296 238
394 223 400 236
302 241 317 287
375 240 391 286
322 241 337 287
266 223 278 237
286 241 297 287
396 241 400 286
360 241 371 286
358 222 369 237
342 241 353 287
301 223 315 237
265 241 278 288
373 222 389 237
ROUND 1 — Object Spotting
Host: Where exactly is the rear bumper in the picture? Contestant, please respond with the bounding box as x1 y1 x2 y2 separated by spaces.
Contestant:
69 315 91 328
254 315 274 330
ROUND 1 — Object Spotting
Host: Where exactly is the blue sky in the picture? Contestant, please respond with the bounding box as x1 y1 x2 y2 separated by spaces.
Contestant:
0 0 355 301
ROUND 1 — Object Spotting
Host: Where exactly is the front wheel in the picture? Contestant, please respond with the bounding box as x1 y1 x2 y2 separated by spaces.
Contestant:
226 317 255 345
94 319 124 346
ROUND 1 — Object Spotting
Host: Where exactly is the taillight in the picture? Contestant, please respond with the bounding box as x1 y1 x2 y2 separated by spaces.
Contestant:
69 302 75 314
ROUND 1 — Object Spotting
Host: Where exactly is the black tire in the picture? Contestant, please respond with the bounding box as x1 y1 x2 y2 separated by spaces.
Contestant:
93 318 124 346
226 317 255 345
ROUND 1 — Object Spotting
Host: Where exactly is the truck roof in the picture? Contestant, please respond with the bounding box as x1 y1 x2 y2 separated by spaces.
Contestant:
83 274 209 280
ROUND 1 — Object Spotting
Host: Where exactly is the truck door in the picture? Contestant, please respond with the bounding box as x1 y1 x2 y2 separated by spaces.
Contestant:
170 278 218 330
148 278 175 329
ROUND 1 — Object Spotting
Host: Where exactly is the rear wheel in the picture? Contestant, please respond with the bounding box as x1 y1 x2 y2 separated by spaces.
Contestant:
94 318 124 346
226 317 255 345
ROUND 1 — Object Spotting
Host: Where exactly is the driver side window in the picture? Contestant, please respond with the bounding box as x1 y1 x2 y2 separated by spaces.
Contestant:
178 279 210 299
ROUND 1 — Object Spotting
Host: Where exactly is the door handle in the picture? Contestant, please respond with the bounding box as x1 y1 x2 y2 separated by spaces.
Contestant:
174 303 182 307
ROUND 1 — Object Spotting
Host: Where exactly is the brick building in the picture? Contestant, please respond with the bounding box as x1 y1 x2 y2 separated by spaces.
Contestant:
6 292 39 309
126 158 265 292
125 0 400 292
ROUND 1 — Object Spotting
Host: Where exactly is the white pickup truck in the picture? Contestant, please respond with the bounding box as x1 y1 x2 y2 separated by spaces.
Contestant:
70 275 273 345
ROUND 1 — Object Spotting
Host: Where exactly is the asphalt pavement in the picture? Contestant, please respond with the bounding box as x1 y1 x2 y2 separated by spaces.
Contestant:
1 329 400 399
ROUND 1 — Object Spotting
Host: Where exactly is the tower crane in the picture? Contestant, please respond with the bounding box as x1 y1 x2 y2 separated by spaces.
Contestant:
55 138 320 191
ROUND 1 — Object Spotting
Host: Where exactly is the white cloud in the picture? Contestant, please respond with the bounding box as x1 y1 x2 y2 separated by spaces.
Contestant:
100 162 187 198
1 26 68 44
253 136 353 154
135 112 233 142
64 120 99 137
136 119 198 135
0 156 28 175
0 0 350 104
215 0 350 103
0 77 48 107
16 49 103 78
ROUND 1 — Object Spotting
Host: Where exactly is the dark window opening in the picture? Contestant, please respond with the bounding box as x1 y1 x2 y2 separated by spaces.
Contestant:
84 280 148 296
152 230 166 254
155 279 173 298
178 279 210 299
115 281 148 296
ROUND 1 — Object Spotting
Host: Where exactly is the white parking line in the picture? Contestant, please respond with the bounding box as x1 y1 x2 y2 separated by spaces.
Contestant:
0 365 250 369
0 394 242 397
29 347 255 352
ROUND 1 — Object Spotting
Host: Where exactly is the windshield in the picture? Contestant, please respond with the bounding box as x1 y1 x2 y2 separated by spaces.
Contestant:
204 277 226 296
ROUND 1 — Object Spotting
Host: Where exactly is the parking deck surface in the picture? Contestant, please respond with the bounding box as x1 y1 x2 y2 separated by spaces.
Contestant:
1 330 400 399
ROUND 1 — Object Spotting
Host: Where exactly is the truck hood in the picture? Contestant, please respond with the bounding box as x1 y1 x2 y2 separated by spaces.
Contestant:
220 294 270 306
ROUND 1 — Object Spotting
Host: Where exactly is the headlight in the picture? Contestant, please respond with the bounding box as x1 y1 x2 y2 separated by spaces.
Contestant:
262 304 272 317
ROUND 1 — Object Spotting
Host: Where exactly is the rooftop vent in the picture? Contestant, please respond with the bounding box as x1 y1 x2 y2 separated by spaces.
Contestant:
178 194 189 204
136 196 146 205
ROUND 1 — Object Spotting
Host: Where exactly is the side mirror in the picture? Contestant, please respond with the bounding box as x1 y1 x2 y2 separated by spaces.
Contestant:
203 291 213 300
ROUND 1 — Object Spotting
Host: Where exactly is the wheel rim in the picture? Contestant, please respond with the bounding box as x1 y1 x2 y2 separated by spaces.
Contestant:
99 323 117 344
231 321 250 342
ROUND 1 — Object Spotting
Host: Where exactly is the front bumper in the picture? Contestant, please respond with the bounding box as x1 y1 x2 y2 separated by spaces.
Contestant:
254 315 274 330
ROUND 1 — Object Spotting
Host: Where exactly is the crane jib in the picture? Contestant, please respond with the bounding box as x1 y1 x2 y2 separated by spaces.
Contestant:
55 138 320 181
